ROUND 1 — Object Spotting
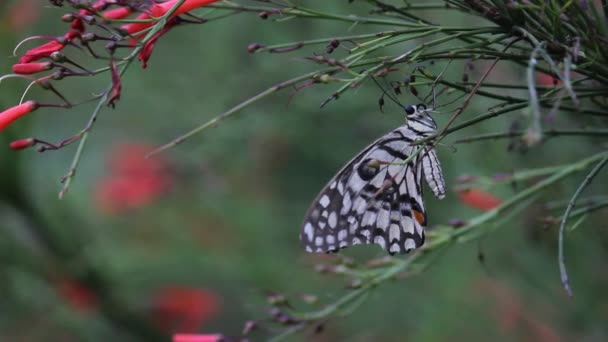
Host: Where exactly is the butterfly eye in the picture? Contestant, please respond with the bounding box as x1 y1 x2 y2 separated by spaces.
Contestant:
417 103 427 111
405 105 415 115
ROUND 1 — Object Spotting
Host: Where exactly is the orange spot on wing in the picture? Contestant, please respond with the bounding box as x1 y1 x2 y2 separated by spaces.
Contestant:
413 209 426 226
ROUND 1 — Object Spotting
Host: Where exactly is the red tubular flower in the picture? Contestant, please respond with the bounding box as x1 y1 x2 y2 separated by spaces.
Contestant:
157 0 221 15
457 187 503 212
90 0 110 12
64 29 81 41
173 334 222 342
0 101 39 131
102 7 133 20
71 17 86 33
9 138 36 150
138 18 179 68
121 0 220 38
19 40 66 63
12 62 52 75
152 286 220 333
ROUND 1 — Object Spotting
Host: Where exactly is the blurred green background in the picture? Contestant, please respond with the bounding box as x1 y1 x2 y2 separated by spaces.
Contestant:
1 1 607 341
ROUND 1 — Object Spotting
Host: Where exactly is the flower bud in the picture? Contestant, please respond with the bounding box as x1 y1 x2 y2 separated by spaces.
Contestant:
12 62 53 75
9 138 36 150
0 101 39 131
19 40 65 63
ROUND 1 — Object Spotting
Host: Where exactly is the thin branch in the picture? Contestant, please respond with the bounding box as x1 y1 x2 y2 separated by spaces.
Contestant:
434 56 501 140
453 129 608 143
558 155 608 297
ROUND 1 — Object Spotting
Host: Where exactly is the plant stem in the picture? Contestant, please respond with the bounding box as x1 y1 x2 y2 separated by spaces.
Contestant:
454 129 608 143
558 155 608 297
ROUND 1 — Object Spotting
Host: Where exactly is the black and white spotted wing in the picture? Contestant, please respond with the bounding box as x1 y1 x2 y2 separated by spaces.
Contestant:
300 104 446 255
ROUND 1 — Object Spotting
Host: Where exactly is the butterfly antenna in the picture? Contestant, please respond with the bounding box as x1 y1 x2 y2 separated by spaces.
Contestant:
371 76 405 110
435 91 466 111
424 59 453 107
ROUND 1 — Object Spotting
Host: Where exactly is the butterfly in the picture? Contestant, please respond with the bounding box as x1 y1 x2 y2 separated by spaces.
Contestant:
300 104 446 255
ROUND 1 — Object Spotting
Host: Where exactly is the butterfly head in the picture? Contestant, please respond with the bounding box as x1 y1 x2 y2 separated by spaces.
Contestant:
404 103 437 131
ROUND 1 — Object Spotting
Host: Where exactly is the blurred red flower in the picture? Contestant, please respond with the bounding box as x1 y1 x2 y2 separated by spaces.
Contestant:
152 286 220 333
536 72 562 87
457 187 503 211
5 0 41 32
476 279 562 342
173 334 223 342
95 143 172 214
56 278 98 312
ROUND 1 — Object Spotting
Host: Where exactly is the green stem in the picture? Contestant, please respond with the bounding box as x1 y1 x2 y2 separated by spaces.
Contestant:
208 3 427 27
453 129 608 143
558 155 608 297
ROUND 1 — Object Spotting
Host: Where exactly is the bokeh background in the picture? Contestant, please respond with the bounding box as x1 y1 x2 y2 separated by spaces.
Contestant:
1 1 607 341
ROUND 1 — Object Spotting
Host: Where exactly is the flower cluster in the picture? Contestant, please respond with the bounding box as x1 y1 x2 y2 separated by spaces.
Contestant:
152 286 220 333
95 143 173 214
1 0 218 149
55 277 221 334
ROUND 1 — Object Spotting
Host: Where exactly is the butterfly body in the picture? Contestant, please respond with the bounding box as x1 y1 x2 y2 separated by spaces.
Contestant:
301 104 446 255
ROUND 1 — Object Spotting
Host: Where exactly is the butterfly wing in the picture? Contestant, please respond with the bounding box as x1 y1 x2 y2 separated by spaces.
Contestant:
301 127 429 254
421 147 446 199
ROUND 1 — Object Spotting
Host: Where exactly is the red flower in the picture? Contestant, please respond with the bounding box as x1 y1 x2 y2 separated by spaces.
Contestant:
12 62 52 75
476 279 562 342
457 187 503 211
19 39 66 63
56 278 98 312
138 18 179 68
95 144 172 214
9 138 35 150
0 101 39 131
6 0 40 31
173 334 223 342
152 286 220 333
122 0 220 37
70 17 86 33
102 7 133 20
536 72 562 87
